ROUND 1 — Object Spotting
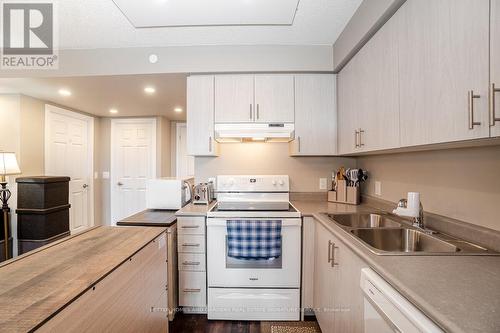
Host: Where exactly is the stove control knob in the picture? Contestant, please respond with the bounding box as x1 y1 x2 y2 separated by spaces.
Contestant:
272 180 277 186
279 180 285 186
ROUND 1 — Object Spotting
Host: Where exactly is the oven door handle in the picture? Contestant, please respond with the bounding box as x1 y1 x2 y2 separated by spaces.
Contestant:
206 219 302 227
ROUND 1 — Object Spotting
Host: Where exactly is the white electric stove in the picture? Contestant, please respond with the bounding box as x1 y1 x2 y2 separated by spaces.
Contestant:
206 175 302 321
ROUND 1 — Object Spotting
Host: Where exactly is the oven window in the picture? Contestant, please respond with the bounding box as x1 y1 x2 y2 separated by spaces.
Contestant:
225 236 283 269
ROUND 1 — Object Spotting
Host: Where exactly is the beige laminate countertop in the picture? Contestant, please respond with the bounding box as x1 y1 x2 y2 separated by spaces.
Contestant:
292 200 500 333
0 226 166 332
176 201 217 216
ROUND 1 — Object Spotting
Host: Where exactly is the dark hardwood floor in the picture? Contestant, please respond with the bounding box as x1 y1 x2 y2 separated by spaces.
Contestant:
169 313 317 333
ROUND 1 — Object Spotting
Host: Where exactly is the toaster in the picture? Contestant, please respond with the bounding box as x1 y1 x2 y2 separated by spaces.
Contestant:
193 182 215 205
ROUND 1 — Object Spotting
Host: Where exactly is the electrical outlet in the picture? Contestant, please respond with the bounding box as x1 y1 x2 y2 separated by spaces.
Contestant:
375 181 382 196
319 178 327 190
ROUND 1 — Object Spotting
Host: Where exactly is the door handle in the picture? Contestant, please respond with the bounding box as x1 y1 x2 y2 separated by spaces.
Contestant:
117 182 123 186
359 128 365 147
82 184 89 189
256 104 260 120
250 104 253 120
297 136 301 153
490 83 500 126
209 136 212 152
468 90 481 129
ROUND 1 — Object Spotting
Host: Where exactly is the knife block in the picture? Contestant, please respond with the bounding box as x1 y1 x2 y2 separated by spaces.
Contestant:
328 180 360 205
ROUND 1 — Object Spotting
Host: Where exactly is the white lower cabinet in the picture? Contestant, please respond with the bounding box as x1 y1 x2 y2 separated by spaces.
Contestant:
313 220 367 333
177 216 207 312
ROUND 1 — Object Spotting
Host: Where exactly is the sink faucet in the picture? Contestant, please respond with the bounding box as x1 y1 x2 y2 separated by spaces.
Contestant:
393 192 427 230
396 198 425 229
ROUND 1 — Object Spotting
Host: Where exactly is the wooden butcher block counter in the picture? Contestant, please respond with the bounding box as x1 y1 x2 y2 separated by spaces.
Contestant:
0 226 169 333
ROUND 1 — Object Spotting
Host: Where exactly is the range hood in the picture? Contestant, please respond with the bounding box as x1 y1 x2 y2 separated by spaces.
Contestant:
214 123 295 142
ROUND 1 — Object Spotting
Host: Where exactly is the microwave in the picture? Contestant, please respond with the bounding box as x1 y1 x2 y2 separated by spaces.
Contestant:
146 177 194 210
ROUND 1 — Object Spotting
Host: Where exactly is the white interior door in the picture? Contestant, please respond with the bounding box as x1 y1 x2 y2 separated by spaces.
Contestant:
111 119 156 224
45 105 94 234
176 123 194 178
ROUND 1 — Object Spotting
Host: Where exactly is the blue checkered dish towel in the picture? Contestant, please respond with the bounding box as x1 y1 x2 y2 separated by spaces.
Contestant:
227 220 282 260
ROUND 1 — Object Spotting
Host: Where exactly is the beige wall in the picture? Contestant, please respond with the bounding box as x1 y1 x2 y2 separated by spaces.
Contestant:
19 95 45 176
195 143 356 192
358 145 500 231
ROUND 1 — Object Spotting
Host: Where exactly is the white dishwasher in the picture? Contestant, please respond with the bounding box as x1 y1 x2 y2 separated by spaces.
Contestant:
360 268 444 333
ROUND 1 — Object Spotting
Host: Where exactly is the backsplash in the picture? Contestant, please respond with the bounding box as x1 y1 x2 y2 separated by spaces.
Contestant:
194 143 355 192
358 145 500 232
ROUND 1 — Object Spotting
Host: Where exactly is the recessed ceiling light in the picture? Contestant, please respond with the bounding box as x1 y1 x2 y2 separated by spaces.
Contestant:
174 107 183 113
109 108 118 114
58 89 72 96
144 86 156 94
149 54 159 64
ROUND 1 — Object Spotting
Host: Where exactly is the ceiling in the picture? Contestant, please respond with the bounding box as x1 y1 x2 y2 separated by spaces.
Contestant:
0 74 187 120
57 0 362 49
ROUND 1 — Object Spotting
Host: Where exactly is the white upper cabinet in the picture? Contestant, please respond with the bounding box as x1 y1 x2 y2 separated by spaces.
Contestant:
187 75 218 156
398 0 490 146
491 0 500 138
215 75 255 123
338 56 359 155
214 74 294 124
356 13 400 152
290 74 337 156
254 75 295 123
337 11 400 154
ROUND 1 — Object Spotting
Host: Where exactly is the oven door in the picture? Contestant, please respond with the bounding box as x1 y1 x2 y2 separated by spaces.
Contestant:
207 218 301 288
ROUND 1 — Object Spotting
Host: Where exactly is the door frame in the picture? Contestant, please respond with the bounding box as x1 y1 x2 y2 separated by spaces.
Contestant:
44 104 95 230
110 118 157 225
175 122 194 178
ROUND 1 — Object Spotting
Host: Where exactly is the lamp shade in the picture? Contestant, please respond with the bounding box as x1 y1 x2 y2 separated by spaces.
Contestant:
0 152 21 176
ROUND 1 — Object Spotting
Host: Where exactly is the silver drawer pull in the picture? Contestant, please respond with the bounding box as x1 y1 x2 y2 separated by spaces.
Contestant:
181 225 200 229
183 288 201 293
182 261 200 266
468 90 481 129
182 243 200 247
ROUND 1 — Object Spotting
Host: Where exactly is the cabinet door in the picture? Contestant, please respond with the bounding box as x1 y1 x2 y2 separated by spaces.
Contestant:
491 0 500 137
332 234 367 333
313 222 335 333
254 75 295 123
187 75 217 156
356 12 400 152
291 75 337 156
215 75 254 123
398 0 490 146
337 58 360 155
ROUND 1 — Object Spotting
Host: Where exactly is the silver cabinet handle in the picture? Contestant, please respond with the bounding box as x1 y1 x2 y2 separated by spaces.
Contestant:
117 182 123 186
327 240 333 264
354 130 359 148
331 242 339 267
182 261 200 266
490 83 500 126
209 136 212 152
182 243 200 247
257 104 260 120
181 225 200 229
83 184 88 189
468 90 481 129
298 136 301 153
359 128 365 147
183 288 201 293
250 104 253 120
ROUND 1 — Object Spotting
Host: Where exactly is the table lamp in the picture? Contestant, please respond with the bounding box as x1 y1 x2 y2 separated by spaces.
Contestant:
0 152 21 261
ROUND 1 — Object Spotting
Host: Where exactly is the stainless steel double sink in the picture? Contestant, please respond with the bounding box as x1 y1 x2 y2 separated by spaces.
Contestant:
322 212 498 256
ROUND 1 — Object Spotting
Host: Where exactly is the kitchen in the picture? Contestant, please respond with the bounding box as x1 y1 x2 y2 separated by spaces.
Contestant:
1 0 500 332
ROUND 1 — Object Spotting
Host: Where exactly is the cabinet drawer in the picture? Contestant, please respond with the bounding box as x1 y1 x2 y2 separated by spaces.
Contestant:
179 271 207 307
178 235 206 253
179 253 206 272
177 217 206 235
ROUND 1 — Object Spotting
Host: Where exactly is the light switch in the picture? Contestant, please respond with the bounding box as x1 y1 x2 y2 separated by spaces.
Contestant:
94 172 99 179
375 181 382 196
319 178 327 190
